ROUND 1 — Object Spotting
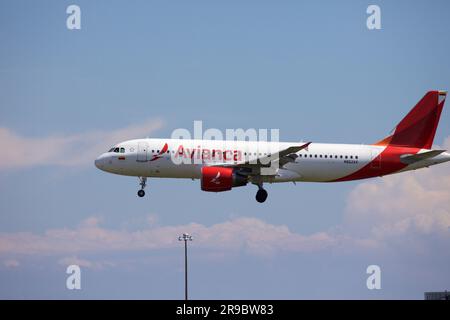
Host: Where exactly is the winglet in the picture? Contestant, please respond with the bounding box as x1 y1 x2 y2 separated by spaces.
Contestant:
302 141 311 151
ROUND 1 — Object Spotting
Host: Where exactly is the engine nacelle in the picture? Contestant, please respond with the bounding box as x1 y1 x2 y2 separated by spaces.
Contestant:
201 166 248 192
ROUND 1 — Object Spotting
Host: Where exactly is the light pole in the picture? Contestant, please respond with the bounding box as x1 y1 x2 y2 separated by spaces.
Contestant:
178 233 193 300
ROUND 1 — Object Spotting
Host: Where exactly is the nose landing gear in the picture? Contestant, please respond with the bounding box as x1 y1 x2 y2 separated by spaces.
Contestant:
137 177 147 197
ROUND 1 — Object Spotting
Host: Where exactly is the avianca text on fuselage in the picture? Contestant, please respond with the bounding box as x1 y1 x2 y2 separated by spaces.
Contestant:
95 91 450 203
173 145 243 163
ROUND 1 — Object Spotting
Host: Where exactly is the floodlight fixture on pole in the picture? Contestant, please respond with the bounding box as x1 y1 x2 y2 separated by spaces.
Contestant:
178 233 193 300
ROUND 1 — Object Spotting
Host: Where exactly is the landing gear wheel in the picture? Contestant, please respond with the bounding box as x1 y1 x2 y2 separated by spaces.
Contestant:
137 177 147 198
255 189 268 203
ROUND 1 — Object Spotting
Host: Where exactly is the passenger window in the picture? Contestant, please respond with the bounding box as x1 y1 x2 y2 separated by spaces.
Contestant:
340 155 343 159
350 156 353 159
356 156 359 159
345 156 348 159
324 155 327 158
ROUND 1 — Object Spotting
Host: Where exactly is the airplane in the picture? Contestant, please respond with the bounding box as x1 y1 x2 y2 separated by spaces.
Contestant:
95 90 450 203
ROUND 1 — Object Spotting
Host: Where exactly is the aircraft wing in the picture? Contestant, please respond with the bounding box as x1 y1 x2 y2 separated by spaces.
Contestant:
210 142 311 172
400 150 446 164
277 143 312 167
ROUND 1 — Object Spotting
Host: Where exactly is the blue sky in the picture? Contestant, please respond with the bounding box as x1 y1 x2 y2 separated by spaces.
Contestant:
0 0 450 299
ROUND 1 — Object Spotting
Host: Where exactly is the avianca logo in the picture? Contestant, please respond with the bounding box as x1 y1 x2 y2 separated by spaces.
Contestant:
175 145 242 162
210 172 221 184
150 143 168 161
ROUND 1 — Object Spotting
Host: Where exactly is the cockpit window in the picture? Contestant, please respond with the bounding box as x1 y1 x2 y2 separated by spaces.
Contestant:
108 147 125 153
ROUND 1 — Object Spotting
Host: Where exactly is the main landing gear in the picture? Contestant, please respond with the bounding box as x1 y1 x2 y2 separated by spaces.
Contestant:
137 177 147 197
255 184 268 203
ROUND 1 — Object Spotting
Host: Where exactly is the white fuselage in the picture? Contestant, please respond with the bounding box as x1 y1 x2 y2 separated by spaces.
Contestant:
94 138 450 183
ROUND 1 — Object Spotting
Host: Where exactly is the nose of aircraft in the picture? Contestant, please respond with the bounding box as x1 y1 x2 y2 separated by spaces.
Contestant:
95 154 105 170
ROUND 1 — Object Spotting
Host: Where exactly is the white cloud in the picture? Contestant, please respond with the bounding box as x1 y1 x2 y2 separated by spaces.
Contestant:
58 256 114 270
343 136 450 248
0 216 334 257
0 118 163 170
3 259 20 268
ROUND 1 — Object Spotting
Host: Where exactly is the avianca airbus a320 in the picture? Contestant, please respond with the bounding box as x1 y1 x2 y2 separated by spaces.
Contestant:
95 91 450 203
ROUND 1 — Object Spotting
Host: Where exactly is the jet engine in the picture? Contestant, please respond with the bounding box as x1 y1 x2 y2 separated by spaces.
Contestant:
201 166 248 192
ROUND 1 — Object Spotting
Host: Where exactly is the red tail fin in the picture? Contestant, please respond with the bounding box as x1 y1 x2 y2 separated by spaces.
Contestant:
374 91 447 149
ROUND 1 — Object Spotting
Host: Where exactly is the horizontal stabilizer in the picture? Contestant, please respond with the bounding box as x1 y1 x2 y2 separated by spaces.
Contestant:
400 150 446 164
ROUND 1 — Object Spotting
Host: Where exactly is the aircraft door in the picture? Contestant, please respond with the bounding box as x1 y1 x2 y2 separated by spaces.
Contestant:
137 142 150 162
